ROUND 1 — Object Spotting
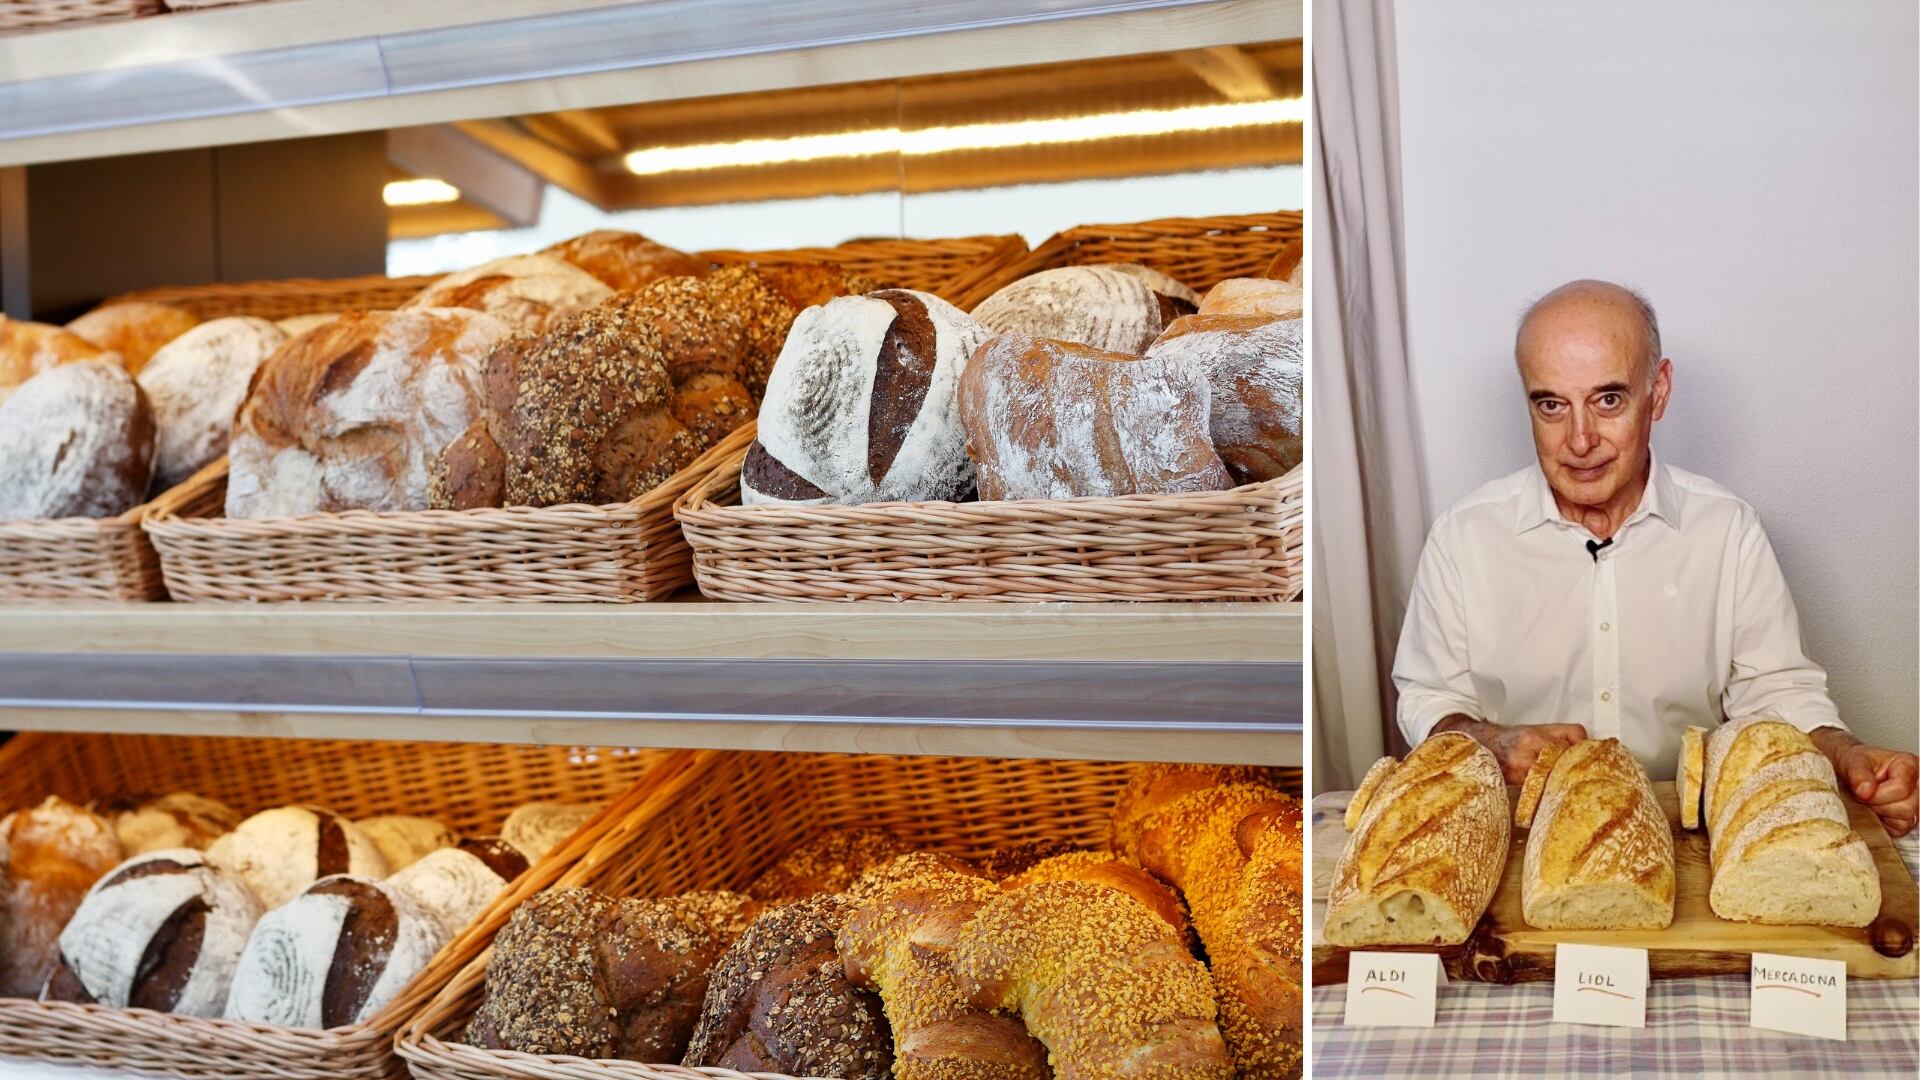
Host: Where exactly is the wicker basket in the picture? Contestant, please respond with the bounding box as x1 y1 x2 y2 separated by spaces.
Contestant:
396 750 1301 1080
0 0 162 31
0 504 167 601
0 731 691 1079
106 273 441 322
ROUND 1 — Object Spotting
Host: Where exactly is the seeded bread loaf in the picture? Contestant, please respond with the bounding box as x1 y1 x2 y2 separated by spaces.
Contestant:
1324 732 1509 946
1702 716 1879 925
1519 738 1675 930
746 828 909 900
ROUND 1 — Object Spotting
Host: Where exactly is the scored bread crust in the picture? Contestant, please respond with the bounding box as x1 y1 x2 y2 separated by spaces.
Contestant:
1680 726 1708 829
1519 738 1675 930
1324 732 1508 947
1513 741 1569 829
1344 757 1398 831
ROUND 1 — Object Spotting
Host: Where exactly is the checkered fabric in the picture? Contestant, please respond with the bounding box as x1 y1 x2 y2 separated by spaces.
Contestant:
1310 792 1920 1079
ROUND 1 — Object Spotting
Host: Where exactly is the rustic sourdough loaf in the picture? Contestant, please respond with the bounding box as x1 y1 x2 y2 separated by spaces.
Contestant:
0 360 156 520
1324 732 1508 946
540 229 707 292
1702 717 1879 925
1148 312 1303 484
402 253 612 335
354 814 455 872
1680 725 1708 829
1519 737 1675 930
109 793 240 856
388 838 528 936
972 264 1196 354
0 798 125 998
137 316 289 489
0 316 112 404
65 302 199 376
206 805 388 909
499 802 594 862
1200 278 1302 319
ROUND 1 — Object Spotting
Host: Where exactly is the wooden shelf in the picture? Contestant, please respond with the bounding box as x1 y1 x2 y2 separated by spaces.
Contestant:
0 600 1299 765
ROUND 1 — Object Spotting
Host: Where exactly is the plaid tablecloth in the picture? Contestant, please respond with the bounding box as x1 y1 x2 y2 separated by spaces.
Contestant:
1310 792 1920 1079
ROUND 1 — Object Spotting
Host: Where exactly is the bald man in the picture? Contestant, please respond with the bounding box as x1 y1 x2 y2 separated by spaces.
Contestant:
1392 279 1917 837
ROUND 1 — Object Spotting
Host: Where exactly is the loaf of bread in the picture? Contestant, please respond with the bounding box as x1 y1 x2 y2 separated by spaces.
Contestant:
747 827 909 900
1680 725 1708 830
1324 732 1509 946
950 880 1235 1079
225 875 450 1027
65 302 199 376
402 254 612 334
0 797 125 998
1702 716 1879 925
541 230 708 292
972 265 1197 354
958 333 1231 500
682 893 892 1077
1001 849 1192 946
1218 804 1306 1080
206 805 388 909
137 317 289 489
225 308 511 518
355 814 456 872
1265 240 1304 285
388 838 529 935
1519 737 1675 930
1149 312 1303 484
465 887 760 1059
109 793 240 856
0 316 112 403
500 802 595 862
846 850 981 901
976 838 1082 880
1199 278 1303 319
43 849 261 1016
0 361 156 520
1110 764 1275 854
276 313 340 338
742 289 991 506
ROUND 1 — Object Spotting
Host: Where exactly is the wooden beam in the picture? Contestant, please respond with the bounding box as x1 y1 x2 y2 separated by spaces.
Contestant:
545 109 625 155
388 124 545 227
452 119 613 208
1175 45 1279 101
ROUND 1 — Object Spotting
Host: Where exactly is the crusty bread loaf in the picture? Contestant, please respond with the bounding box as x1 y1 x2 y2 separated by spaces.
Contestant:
402 254 612 334
1200 278 1302 319
0 360 156 520
355 815 456 872
1512 741 1568 828
1109 764 1274 855
499 802 594 862
746 827 909 900
225 308 511 518
109 793 240 856
1148 312 1303 484
0 316 111 403
1703 716 1879 925
206 805 388 909
1265 241 1303 285
1344 757 1399 831
388 838 528 935
225 875 449 1027
44 849 261 1016
972 265 1197 354
848 850 982 901
1520 738 1675 930
958 333 1232 500
1324 732 1508 946
65 303 199 376
1680 725 1708 830
276 313 340 338
541 230 708 292
744 289 991 505
1220 805 1306 1080
137 316 289 489
0 797 125 998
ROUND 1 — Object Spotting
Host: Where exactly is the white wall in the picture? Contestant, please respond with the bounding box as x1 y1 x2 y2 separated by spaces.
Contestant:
1393 0 1918 750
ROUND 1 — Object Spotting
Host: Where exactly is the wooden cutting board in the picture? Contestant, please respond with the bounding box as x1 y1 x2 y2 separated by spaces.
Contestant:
1311 782 1918 983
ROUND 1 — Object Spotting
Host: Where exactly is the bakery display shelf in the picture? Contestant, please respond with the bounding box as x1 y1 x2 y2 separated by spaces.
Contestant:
0 599 1299 765
0 0 1297 167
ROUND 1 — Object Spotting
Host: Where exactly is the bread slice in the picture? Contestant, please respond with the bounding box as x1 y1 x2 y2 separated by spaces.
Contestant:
1679 725 1708 829
1513 742 1568 828
1520 739 1674 930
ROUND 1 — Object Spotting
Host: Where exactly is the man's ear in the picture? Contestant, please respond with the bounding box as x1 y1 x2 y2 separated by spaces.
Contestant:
1649 358 1674 422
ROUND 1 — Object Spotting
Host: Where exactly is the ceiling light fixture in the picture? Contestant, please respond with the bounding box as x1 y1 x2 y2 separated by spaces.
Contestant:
621 97 1304 176
383 178 462 206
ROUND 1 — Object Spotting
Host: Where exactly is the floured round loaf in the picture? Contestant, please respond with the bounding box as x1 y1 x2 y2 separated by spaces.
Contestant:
957 332 1231 500
138 317 289 489
972 264 1197 355
354 815 455 873
1 797 125 998
743 289 991 506
0 316 112 404
388 838 528 935
1323 733 1508 946
225 308 510 518
541 230 708 292
402 254 612 335
207 806 388 909
45 848 261 1016
224 875 449 1027
111 793 241 856
1149 312 1303 484
66 303 199 376
1703 716 1878 925
0 360 155 520
1200 278 1303 319
501 802 595 862
1520 738 1674 930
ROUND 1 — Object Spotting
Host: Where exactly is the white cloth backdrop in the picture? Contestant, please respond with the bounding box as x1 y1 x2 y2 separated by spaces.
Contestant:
1309 0 1432 791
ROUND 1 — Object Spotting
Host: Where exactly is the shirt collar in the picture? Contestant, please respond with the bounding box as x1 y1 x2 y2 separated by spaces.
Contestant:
1514 452 1684 536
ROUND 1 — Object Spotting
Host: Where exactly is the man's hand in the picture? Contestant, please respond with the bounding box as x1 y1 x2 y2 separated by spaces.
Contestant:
1810 727 1918 837
1433 716 1589 785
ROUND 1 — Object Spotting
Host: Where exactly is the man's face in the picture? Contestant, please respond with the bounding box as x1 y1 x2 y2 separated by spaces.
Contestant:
1516 300 1671 511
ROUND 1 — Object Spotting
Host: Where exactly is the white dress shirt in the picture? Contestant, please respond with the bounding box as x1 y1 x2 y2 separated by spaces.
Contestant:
1392 455 1842 779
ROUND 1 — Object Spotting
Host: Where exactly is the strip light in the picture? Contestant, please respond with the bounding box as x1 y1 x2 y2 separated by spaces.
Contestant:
622 97 1304 176
384 178 462 206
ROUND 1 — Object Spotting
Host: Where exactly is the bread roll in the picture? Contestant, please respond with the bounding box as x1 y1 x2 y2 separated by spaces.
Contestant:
541 230 708 292
1108 764 1275 855
355 815 456 872
1200 278 1303 319
402 254 612 334
0 316 111 403
1520 738 1675 930
1680 725 1708 830
65 303 199 376
1001 850 1191 945
388 838 528 935
137 317 289 489
1323 732 1508 946
110 793 241 856
958 333 1231 500
0 361 156 520
1 798 125 998
225 308 510 518
1148 312 1303 484
743 289 991 505
500 802 594 862
206 806 388 909
1219 805 1307 1080
972 265 1197 354
1703 716 1879 925
44 849 261 1016
747 827 910 900
225 875 449 1027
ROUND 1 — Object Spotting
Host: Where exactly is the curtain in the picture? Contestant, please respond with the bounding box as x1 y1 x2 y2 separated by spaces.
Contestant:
1309 0 1432 790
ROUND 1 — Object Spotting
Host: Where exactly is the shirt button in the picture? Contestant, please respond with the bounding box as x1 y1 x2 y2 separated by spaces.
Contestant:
1600 622 1611 631
1600 691 1613 702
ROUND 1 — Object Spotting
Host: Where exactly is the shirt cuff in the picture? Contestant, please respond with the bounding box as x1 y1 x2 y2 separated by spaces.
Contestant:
1399 692 1485 747
1732 700 1846 736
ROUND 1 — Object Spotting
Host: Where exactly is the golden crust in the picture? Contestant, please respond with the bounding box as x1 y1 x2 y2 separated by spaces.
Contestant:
1680 725 1709 830
1346 756 1399 831
1513 741 1568 828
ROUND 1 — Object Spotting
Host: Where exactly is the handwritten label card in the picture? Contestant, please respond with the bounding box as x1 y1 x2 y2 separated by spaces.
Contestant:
1343 951 1445 1027
1551 943 1648 1028
1750 952 1847 1041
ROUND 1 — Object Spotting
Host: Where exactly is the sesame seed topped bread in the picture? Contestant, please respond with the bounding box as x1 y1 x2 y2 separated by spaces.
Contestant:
1324 732 1508 947
1680 725 1708 830
745 827 909 900
1702 716 1879 926
1519 738 1675 930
